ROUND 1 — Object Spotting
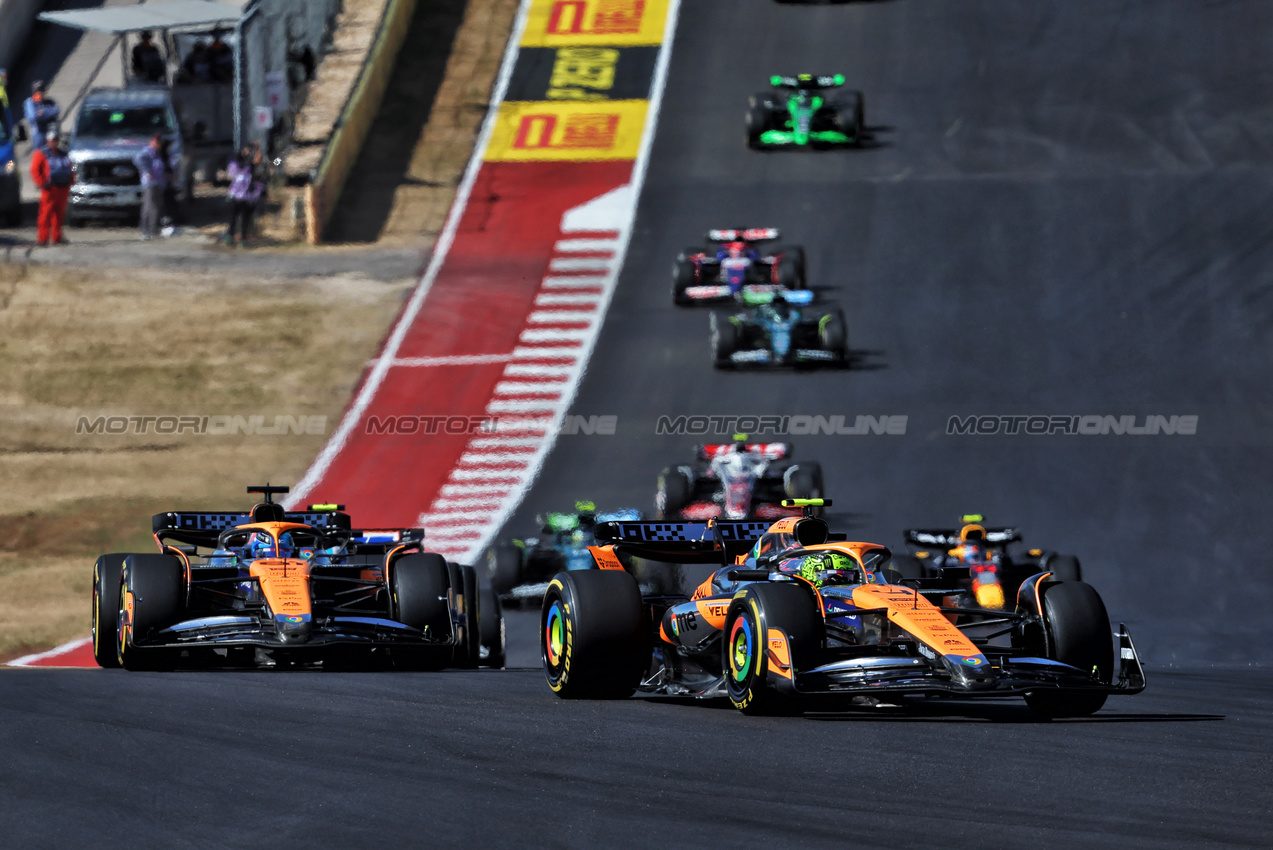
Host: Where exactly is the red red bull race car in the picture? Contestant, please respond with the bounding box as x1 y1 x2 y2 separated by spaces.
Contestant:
540 500 1145 717
92 485 504 670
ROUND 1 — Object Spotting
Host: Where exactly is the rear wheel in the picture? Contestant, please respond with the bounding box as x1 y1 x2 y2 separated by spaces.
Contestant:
1046 554 1083 583
656 466 692 519
460 565 481 669
710 313 739 369
781 246 807 285
785 462 824 504
542 570 646 698
1024 581 1113 718
775 253 801 289
835 90 865 145
392 553 452 670
92 554 130 668
746 100 770 148
486 543 523 594
724 583 822 715
672 257 697 305
117 554 184 671
480 584 506 668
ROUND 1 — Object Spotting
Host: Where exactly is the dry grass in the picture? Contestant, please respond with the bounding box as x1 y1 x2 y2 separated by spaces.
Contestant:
0 261 410 660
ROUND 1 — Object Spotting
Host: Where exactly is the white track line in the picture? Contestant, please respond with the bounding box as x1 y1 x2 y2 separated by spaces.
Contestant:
454 0 685 563
285 0 534 507
7 636 93 667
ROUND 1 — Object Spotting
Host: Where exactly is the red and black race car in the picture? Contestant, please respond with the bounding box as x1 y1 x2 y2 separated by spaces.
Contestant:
92 485 504 670
672 228 806 305
656 438 824 521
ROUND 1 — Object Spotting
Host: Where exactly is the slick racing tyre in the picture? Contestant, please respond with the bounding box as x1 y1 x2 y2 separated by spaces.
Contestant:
117 554 184 671
818 310 847 362
710 313 740 369
746 95 773 148
1045 554 1083 583
835 90 865 145
391 553 451 670
785 462 824 507
461 565 482 669
486 543 522 594
656 466 692 519
1025 581 1113 718
92 554 130 668
780 246 807 286
672 257 697 305
542 570 645 698
724 583 822 715
480 583 506 669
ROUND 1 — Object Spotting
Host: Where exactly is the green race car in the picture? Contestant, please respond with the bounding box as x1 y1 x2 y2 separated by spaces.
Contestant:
746 74 865 149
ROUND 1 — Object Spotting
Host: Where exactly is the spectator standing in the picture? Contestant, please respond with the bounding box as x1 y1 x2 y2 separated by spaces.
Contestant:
131 31 167 83
225 146 263 245
30 128 73 245
182 42 213 83
207 32 234 83
133 133 169 240
23 82 60 151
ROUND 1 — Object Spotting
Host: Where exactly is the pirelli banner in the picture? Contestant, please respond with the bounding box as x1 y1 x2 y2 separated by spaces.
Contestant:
486 0 670 162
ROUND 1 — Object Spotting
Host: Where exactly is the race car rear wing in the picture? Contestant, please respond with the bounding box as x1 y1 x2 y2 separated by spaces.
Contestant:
706 228 779 243
903 527 1022 548
153 509 354 548
770 74 845 89
594 519 771 564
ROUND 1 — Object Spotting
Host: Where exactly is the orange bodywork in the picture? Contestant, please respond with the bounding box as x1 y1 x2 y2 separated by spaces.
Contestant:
588 544 625 570
249 558 313 619
694 598 731 630
766 628 792 679
851 583 982 659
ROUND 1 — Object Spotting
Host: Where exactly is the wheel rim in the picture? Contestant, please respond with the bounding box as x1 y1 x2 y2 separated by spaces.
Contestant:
729 615 754 682
544 600 565 669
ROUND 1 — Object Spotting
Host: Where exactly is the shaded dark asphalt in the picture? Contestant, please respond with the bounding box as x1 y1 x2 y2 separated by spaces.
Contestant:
0 667 1269 848
7 1 1273 847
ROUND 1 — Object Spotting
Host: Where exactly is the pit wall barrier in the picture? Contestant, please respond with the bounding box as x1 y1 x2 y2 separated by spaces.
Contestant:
304 0 420 244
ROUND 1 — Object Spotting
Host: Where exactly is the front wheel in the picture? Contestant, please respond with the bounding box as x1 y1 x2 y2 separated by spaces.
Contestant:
724 583 822 715
392 553 451 670
656 466 692 519
117 554 184 671
710 313 739 369
1024 581 1113 718
542 570 645 698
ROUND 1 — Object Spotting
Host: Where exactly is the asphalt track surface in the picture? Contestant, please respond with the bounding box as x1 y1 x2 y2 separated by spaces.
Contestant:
8 1 1273 846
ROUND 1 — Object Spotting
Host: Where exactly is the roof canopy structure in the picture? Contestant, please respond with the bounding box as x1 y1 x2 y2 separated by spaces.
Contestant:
38 0 251 35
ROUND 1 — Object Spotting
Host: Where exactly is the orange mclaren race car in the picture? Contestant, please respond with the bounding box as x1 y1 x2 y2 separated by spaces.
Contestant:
92 486 504 670
540 500 1144 717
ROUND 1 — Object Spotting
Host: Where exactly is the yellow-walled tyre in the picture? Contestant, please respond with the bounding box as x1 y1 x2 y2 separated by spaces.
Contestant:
724 583 821 715
542 570 645 699
116 554 183 671
92 554 130 669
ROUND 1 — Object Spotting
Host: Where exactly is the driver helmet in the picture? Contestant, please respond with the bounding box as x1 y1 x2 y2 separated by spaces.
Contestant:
247 531 276 559
794 551 857 588
960 540 987 564
726 242 746 259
